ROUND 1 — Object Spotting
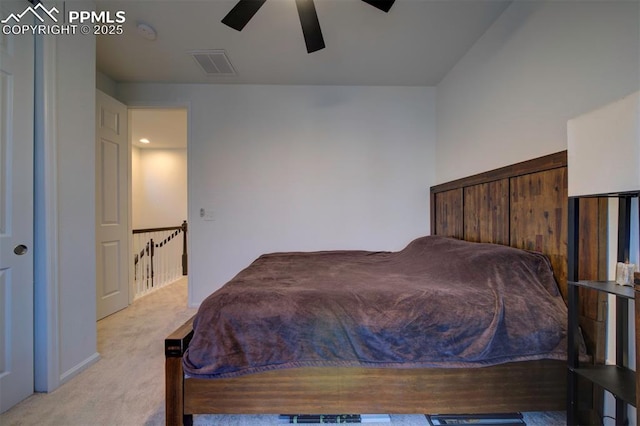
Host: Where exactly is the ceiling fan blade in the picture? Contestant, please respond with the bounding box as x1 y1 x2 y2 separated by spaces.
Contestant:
295 0 325 53
360 0 395 13
221 0 268 31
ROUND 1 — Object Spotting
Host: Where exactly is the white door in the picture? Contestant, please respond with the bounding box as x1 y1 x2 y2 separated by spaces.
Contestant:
0 4 35 413
96 90 129 320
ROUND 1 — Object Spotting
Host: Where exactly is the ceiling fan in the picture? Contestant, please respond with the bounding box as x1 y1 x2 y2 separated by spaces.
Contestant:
222 0 396 54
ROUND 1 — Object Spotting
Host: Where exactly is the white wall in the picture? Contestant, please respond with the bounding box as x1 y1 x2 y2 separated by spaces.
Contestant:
131 147 187 229
34 32 98 391
96 71 117 99
436 0 640 183
117 84 436 305
56 33 99 383
132 146 142 228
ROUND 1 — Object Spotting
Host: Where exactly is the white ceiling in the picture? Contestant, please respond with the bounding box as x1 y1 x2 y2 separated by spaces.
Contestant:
130 108 188 149
96 0 512 86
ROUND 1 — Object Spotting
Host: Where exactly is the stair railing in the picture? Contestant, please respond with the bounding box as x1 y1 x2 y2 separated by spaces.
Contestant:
132 220 187 298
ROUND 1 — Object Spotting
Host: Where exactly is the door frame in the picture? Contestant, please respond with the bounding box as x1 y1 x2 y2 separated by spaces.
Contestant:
125 101 192 304
35 32 102 392
33 33 61 393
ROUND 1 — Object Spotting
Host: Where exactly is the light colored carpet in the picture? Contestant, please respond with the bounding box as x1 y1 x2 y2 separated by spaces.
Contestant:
1 278 197 426
0 278 567 425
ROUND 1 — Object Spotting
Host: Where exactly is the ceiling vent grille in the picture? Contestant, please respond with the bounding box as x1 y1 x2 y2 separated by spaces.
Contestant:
189 50 237 76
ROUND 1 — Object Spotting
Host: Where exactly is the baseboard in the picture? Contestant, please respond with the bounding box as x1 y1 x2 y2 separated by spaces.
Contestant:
59 352 101 385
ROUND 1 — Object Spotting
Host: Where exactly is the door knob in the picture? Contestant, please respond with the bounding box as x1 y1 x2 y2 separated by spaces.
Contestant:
14 244 28 255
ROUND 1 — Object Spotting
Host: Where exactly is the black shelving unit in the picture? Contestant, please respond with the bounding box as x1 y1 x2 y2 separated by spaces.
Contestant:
567 194 639 426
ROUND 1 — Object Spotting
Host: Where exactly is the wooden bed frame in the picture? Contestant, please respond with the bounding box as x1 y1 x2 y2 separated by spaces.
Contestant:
166 151 605 425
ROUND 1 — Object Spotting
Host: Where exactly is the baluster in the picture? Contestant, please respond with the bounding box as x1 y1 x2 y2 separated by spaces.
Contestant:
173 231 179 280
145 238 150 291
163 232 168 284
153 232 159 287
132 223 188 298
158 231 165 287
135 234 142 296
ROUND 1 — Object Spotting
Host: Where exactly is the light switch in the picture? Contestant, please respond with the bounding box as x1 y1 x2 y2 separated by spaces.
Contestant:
200 207 215 221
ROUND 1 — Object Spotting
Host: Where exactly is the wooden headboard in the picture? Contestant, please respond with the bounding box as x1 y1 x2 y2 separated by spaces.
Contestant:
430 151 608 362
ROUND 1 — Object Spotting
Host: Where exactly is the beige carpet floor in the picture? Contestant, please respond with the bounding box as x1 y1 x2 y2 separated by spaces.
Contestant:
0 278 567 425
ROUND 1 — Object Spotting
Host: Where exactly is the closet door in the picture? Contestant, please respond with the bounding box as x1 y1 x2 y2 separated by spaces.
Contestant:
0 3 35 413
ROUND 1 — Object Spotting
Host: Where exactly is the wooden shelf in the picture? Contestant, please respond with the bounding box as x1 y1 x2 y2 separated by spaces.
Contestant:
569 280 635 300
571 365 636 407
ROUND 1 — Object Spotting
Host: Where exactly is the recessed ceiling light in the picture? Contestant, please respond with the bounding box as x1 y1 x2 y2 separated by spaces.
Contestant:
139 138 150 144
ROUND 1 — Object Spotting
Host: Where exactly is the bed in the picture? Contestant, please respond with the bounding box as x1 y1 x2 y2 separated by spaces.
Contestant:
166 151 606 425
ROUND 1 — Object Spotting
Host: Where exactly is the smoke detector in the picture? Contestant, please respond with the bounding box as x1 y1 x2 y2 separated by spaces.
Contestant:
136 22 157 41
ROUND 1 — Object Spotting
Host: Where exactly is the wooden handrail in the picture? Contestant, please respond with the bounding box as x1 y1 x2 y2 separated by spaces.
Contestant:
133 224 183 234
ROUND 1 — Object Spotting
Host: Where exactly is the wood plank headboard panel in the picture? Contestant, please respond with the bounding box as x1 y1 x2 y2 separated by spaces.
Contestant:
431 152 570 293
430 151 606 303
430 151 608 362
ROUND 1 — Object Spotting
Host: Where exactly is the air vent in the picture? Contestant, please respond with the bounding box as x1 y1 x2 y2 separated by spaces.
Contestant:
189 50 237 75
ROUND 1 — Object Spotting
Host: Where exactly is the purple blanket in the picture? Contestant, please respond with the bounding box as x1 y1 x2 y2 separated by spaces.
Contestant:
183 236 567 378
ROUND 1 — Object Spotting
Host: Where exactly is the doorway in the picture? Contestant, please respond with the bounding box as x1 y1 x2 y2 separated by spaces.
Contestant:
129 108 188 300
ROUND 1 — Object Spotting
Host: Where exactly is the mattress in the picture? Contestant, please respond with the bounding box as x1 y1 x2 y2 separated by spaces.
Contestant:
183 236 567 378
